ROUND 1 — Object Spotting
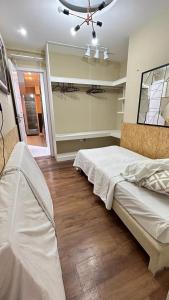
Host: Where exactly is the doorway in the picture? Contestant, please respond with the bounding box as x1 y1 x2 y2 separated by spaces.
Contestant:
9 59 51 157
17 70 50 157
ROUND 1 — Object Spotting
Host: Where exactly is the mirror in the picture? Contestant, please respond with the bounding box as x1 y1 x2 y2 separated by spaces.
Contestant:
137 63 169 127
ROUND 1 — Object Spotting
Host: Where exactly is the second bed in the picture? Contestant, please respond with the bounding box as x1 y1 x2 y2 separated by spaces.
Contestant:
74 145 169 274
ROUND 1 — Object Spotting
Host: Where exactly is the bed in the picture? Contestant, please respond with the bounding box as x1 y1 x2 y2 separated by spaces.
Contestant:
0 142 66 300
73 123 169 275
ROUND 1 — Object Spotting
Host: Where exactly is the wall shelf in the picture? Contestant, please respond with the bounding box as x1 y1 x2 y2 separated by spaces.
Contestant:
51 76 126 88
56 130 121 142
118 97 125 101
112 77 126 87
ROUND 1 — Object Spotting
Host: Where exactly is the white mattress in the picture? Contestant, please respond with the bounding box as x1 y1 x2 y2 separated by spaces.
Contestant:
74 146 148 209
115 181 169 244
0 143 66 300
74 146 169 244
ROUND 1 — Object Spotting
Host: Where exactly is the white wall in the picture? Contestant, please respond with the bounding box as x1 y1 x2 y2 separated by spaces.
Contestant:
124 6 169 123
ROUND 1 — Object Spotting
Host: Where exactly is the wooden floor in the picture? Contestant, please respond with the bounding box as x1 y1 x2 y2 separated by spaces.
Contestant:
37 157 169 300
27 134 46 147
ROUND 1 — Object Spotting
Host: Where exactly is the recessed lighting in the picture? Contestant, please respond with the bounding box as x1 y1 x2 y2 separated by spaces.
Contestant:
17 27 27 37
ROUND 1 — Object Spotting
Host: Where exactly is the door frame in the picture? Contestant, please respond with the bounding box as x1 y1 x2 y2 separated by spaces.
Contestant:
16 66 54 156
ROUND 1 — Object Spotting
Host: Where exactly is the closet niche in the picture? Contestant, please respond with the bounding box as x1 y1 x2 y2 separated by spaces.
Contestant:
52 81 123 155
46 43 126 159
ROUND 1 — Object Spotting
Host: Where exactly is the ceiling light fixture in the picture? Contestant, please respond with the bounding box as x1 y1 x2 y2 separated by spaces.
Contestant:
84 45 110 60
104 48 109 60
59 0 115 12
58 1 106 42
94 47 99 59
84 45 91 57
92 37 98 46
17 27 27 37
92 30 98 45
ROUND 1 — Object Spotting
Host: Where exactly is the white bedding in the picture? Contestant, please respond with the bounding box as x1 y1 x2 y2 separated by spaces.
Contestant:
122 158 169 183
0 143 66 300
74 145 169 243
115 181 169 244
74 146 149 209
4 142 55 228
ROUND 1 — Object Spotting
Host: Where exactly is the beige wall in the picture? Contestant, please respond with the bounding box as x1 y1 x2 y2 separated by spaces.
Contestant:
124 7 169 123
49 49 120 81
7 49 45 70
0 35 18 171
53 88 120 133
0 92 16 136
49 49 122 134
119 60 127 78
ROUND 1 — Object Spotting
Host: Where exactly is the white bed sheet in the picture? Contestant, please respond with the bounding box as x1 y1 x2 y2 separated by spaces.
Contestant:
0 143 66 300
74 146 149 209
115 181 169 244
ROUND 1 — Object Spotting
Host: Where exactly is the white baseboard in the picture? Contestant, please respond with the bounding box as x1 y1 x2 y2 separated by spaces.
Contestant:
57 152 77 162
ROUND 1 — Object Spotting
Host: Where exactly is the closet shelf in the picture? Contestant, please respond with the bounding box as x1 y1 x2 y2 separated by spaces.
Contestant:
51 76 126 88
56 130 121 141
117 111 124 114
118 97 125 101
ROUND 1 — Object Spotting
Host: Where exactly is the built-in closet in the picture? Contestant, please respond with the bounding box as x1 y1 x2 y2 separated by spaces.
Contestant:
46 42 126 160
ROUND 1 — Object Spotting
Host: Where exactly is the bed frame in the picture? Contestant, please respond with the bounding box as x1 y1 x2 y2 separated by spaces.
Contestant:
113 199 169 275
115 123 169 275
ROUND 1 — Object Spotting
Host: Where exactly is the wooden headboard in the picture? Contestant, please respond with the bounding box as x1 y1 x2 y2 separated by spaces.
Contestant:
120 123 169 159
0 126 19 171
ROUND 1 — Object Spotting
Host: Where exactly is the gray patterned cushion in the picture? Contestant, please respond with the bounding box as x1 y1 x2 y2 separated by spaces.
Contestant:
140 170 169 195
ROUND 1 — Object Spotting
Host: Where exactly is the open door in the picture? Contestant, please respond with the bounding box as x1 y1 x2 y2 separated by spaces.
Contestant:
8 59 27 142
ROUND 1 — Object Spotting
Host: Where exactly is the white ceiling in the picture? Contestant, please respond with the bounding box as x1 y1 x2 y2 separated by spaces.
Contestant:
0 0 169 61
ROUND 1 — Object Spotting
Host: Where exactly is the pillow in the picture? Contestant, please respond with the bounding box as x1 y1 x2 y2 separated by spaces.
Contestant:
121 159 169 183
139 170 169 196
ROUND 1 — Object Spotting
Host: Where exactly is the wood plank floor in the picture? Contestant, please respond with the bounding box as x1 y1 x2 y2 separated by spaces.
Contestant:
37 157 169 300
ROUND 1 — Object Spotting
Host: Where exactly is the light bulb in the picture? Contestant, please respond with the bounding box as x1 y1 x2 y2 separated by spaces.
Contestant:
104 48 109 60
84 46 91 57
70 27 76 36
92 38 98 46
94 47 99 59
